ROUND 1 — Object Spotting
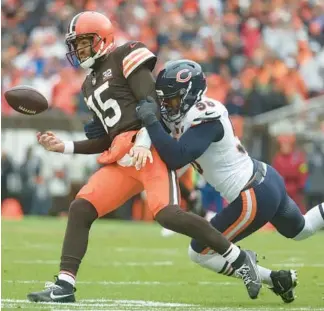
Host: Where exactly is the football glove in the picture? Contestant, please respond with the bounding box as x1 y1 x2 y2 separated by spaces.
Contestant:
136 96 159 126
84 116 107 139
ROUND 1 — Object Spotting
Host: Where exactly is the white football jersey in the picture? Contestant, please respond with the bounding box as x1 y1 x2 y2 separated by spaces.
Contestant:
164 96 253 203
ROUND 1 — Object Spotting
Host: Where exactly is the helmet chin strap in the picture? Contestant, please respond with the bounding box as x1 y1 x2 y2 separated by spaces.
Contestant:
196 89 205 102
80 57 95 69
80 41 111 69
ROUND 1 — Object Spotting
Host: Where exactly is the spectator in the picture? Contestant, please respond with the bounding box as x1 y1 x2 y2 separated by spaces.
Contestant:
305 141 324 210
19 146 43 214
2 0 324 117
1 151 14 202
267 78 289 111
243 78 267 116
48 160 71 216
272 135 308 214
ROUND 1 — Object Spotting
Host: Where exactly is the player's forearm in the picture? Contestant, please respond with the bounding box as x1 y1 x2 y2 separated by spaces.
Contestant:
145 122 204 169
145 122 197 169
128 67 161 123
146 120 223 170
64 136 111 154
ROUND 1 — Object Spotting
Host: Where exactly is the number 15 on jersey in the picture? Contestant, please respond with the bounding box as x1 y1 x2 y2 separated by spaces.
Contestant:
86 81 122 133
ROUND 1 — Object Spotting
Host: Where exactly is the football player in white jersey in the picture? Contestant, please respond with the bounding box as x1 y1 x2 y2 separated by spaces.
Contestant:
136 59 324 303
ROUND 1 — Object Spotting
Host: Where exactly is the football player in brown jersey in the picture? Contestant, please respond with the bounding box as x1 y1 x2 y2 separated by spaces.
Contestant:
27 11 261 303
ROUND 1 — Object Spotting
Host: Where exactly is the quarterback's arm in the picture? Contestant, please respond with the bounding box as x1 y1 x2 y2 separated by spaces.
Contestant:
37 131 112 154
128 66 159 149
77 113 111 153
128 66 158 103
145 120 224 170
73 136 112 154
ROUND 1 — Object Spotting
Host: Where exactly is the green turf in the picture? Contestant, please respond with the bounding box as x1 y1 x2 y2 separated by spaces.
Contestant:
2 217 324 310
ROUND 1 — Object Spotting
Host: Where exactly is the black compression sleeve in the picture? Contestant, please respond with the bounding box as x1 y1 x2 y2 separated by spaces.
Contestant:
127 66 159 102
73 136 112 154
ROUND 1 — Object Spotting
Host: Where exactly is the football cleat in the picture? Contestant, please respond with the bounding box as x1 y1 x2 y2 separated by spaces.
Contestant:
269 270 298 303
235 250 262 299
27 277 76 303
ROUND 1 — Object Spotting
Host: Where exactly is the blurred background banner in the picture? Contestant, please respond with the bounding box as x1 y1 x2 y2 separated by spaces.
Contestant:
2 0 324 219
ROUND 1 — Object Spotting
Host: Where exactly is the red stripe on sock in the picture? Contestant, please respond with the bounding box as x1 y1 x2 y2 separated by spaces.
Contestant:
59 270 76 279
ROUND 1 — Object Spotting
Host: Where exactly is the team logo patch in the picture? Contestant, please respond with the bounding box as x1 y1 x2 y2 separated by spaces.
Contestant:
176 69 192 83
129 42 137 49
103 69 113 81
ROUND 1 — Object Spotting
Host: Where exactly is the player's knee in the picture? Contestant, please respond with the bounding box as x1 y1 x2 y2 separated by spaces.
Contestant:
69 199 98 227
154 207 169 228
292 215 315 241
155 205 184 229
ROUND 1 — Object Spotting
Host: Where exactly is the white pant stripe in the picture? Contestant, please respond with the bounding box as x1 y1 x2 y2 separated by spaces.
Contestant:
170 171 179 205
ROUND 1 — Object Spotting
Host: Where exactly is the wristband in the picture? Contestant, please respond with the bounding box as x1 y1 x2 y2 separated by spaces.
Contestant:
63 141 74 154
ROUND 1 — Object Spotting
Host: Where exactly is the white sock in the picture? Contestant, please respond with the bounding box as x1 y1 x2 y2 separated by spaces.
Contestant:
222 244 241 264
188 245 273 285
188 245 233 275
258 265 273 286
294 203 324 240
58 272 76 286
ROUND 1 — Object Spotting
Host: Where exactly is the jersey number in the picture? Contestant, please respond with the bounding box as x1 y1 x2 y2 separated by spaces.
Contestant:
87 82 122 132
229 118 247 154
197 101 247 155
195 100 215 111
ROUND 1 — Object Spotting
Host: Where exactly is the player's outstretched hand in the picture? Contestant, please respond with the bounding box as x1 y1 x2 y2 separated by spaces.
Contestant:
136 96 159 126
37 131 65 153
129 146 153 170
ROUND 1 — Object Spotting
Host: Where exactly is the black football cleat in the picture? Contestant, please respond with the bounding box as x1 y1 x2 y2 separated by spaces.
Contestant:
269 270 298 303
235 250 262 299
27 277 76 303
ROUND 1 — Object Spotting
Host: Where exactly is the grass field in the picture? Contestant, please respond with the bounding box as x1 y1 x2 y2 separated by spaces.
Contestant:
2 217 324 311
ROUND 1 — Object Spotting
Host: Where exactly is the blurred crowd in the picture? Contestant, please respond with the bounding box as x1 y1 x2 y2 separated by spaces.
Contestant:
1 144 98 216
2 137 324 219
2 0 324 117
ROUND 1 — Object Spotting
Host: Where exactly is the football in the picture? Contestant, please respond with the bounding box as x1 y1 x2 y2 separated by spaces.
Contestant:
4 85 48 115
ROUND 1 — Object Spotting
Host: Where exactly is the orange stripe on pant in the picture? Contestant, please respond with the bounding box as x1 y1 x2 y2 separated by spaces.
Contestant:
200 188 257 255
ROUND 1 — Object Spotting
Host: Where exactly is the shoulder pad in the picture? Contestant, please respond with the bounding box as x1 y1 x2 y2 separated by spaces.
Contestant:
186 97 226 127
118 41 157 78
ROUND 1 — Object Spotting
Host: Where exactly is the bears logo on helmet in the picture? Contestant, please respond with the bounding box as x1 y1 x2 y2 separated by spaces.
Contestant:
156 60 207 122
176 69 192 83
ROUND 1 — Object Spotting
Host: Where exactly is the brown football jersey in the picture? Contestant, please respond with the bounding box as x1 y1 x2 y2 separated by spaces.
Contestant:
81 41 157 140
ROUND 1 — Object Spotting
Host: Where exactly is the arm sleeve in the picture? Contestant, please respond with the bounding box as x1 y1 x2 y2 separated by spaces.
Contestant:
73 136 112 154
122 41 156 79
146 120 224 170
127 66 160 148
127 66 159 102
